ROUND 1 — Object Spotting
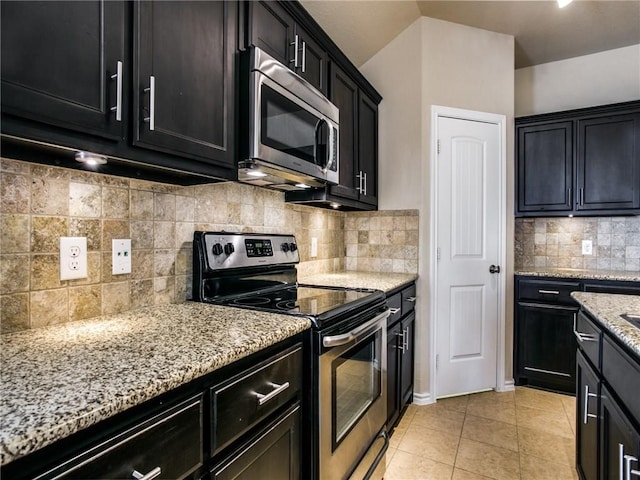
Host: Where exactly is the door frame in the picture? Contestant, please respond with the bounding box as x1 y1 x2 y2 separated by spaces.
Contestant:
429 105 509 401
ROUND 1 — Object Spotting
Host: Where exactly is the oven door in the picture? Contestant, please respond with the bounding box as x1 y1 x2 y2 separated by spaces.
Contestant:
249 71 338 185
319 309 388 480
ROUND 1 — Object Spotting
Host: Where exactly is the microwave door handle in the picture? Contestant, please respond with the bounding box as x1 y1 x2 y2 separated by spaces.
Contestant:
314 118 329 169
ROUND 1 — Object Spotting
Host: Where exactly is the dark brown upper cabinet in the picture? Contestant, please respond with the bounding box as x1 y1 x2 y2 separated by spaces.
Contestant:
515 101 640 217
246 1 327 94
133 1 236 169
1 1 127 140
1 1 237 184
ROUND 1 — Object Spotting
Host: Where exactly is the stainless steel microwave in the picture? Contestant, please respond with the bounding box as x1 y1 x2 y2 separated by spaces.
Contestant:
238 47 339 191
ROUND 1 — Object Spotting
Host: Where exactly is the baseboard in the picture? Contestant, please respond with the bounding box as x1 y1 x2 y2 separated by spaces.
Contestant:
411 391 435 405
498 379 515 392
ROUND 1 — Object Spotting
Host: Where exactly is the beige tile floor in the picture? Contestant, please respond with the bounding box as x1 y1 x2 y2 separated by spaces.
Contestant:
382 386 577 480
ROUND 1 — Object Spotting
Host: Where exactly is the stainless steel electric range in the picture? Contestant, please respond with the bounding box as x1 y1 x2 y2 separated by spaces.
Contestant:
192 231 389 480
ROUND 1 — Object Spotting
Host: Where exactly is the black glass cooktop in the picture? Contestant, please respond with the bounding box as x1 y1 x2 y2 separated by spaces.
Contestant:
212 284 386 328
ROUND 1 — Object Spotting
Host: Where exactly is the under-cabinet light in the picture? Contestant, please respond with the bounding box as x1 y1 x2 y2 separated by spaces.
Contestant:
75 151 107 166
557 0 573 8
246 169 268 178
295 183 311 189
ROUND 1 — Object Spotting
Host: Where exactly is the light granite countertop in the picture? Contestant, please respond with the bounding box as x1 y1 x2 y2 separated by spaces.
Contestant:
298 271 418 293
515 267 640 282
0 303 311 466
572 292 640 358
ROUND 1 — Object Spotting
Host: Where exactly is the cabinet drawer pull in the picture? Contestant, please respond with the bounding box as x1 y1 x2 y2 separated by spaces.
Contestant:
132 467 161 480
255 381 290 406
582 385 598 424
301 40 306 73
389 308 401 315
405 296 417 303
395 331 405 352
403 326 409 353
110 60 123 121
143 76 155 131
538 289 560 295
573 313 597 343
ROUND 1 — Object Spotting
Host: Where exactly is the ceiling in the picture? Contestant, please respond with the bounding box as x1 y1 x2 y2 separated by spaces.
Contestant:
299 0 640 69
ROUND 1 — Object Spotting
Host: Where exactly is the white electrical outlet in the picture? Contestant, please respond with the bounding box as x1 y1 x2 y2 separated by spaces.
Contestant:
112 239 132 275
582 239 593 255
60 237 88 280
311 237 318 258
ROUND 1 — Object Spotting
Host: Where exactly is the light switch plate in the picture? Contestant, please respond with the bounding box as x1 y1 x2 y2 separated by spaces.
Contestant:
60 237 88 280
582 240 593 255
112 239 132 274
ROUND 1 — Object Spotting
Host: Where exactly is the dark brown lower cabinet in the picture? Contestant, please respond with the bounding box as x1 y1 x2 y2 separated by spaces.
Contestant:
575 307 640 480
576 350 599 480
386 283 416 431
211 405 300 480
600 386 640 480
516 301 578 393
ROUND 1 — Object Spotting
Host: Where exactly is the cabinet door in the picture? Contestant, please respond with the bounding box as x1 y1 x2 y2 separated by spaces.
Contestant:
134 1 235 167
576 350 599 480
0 1 126 140
386 322 401 428
211 405 300 480
294 28 327 94
516 122 573 213
516 302 577 393
576 113 640 211
600 386 640 480
328 63 359 200
358 92 379 206
400 313 415 407
248 1 294 67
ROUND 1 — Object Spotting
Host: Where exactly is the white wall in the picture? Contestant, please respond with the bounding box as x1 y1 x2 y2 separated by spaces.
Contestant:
361 17 515 401
515 44 640 116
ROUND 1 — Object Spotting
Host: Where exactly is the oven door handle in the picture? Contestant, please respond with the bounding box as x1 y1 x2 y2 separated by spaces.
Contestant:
322 309 390 348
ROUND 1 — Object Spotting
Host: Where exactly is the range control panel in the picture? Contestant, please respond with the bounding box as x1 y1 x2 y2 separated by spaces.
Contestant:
199 232 299 270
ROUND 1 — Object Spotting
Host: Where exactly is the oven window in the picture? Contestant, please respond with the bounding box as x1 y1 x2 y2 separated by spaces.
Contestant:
261 84 318 163
332 330 382 446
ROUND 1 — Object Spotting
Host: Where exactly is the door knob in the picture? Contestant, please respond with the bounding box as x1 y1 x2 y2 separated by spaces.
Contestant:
489 265 501 274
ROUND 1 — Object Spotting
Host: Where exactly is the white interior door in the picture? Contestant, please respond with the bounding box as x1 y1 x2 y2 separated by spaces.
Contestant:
435 115 502 398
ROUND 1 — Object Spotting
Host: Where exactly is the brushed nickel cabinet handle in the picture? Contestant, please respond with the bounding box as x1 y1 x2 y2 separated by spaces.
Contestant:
132 467 161 480
290 35 299 68
389 308 401 314
255 381 290 406
538 289 560 295
110 61 123 121
143 76 155 131
582 385 598 424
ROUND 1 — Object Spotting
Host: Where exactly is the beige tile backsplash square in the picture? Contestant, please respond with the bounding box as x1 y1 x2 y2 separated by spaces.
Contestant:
0 158 418 333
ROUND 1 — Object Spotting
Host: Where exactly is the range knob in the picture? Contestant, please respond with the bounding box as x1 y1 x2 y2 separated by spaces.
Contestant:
289 243 298 252
281 243 290 252
224 243 235 255
211 243 223 256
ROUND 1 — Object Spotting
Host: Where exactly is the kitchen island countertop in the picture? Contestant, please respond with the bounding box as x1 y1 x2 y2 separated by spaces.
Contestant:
298 271 418 293
572 292 640 357
0 303 310 466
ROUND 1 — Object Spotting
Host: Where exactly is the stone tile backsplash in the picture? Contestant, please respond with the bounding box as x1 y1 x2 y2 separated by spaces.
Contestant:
344 211 419 274
515 217 640 271
0 158 418 333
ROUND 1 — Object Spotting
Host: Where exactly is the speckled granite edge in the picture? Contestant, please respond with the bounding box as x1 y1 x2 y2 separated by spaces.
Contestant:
515 267 640 282
298 271 418 293
571 292 640 358
0 303 311 466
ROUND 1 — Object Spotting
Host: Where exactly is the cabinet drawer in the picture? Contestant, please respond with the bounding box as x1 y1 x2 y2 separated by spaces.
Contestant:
387 292 402 326
584 283 640 296
518 279 580 305
602 336 640 423
575 311 602 371
211 346 302 455
401 284 417 316
43 395 204 479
